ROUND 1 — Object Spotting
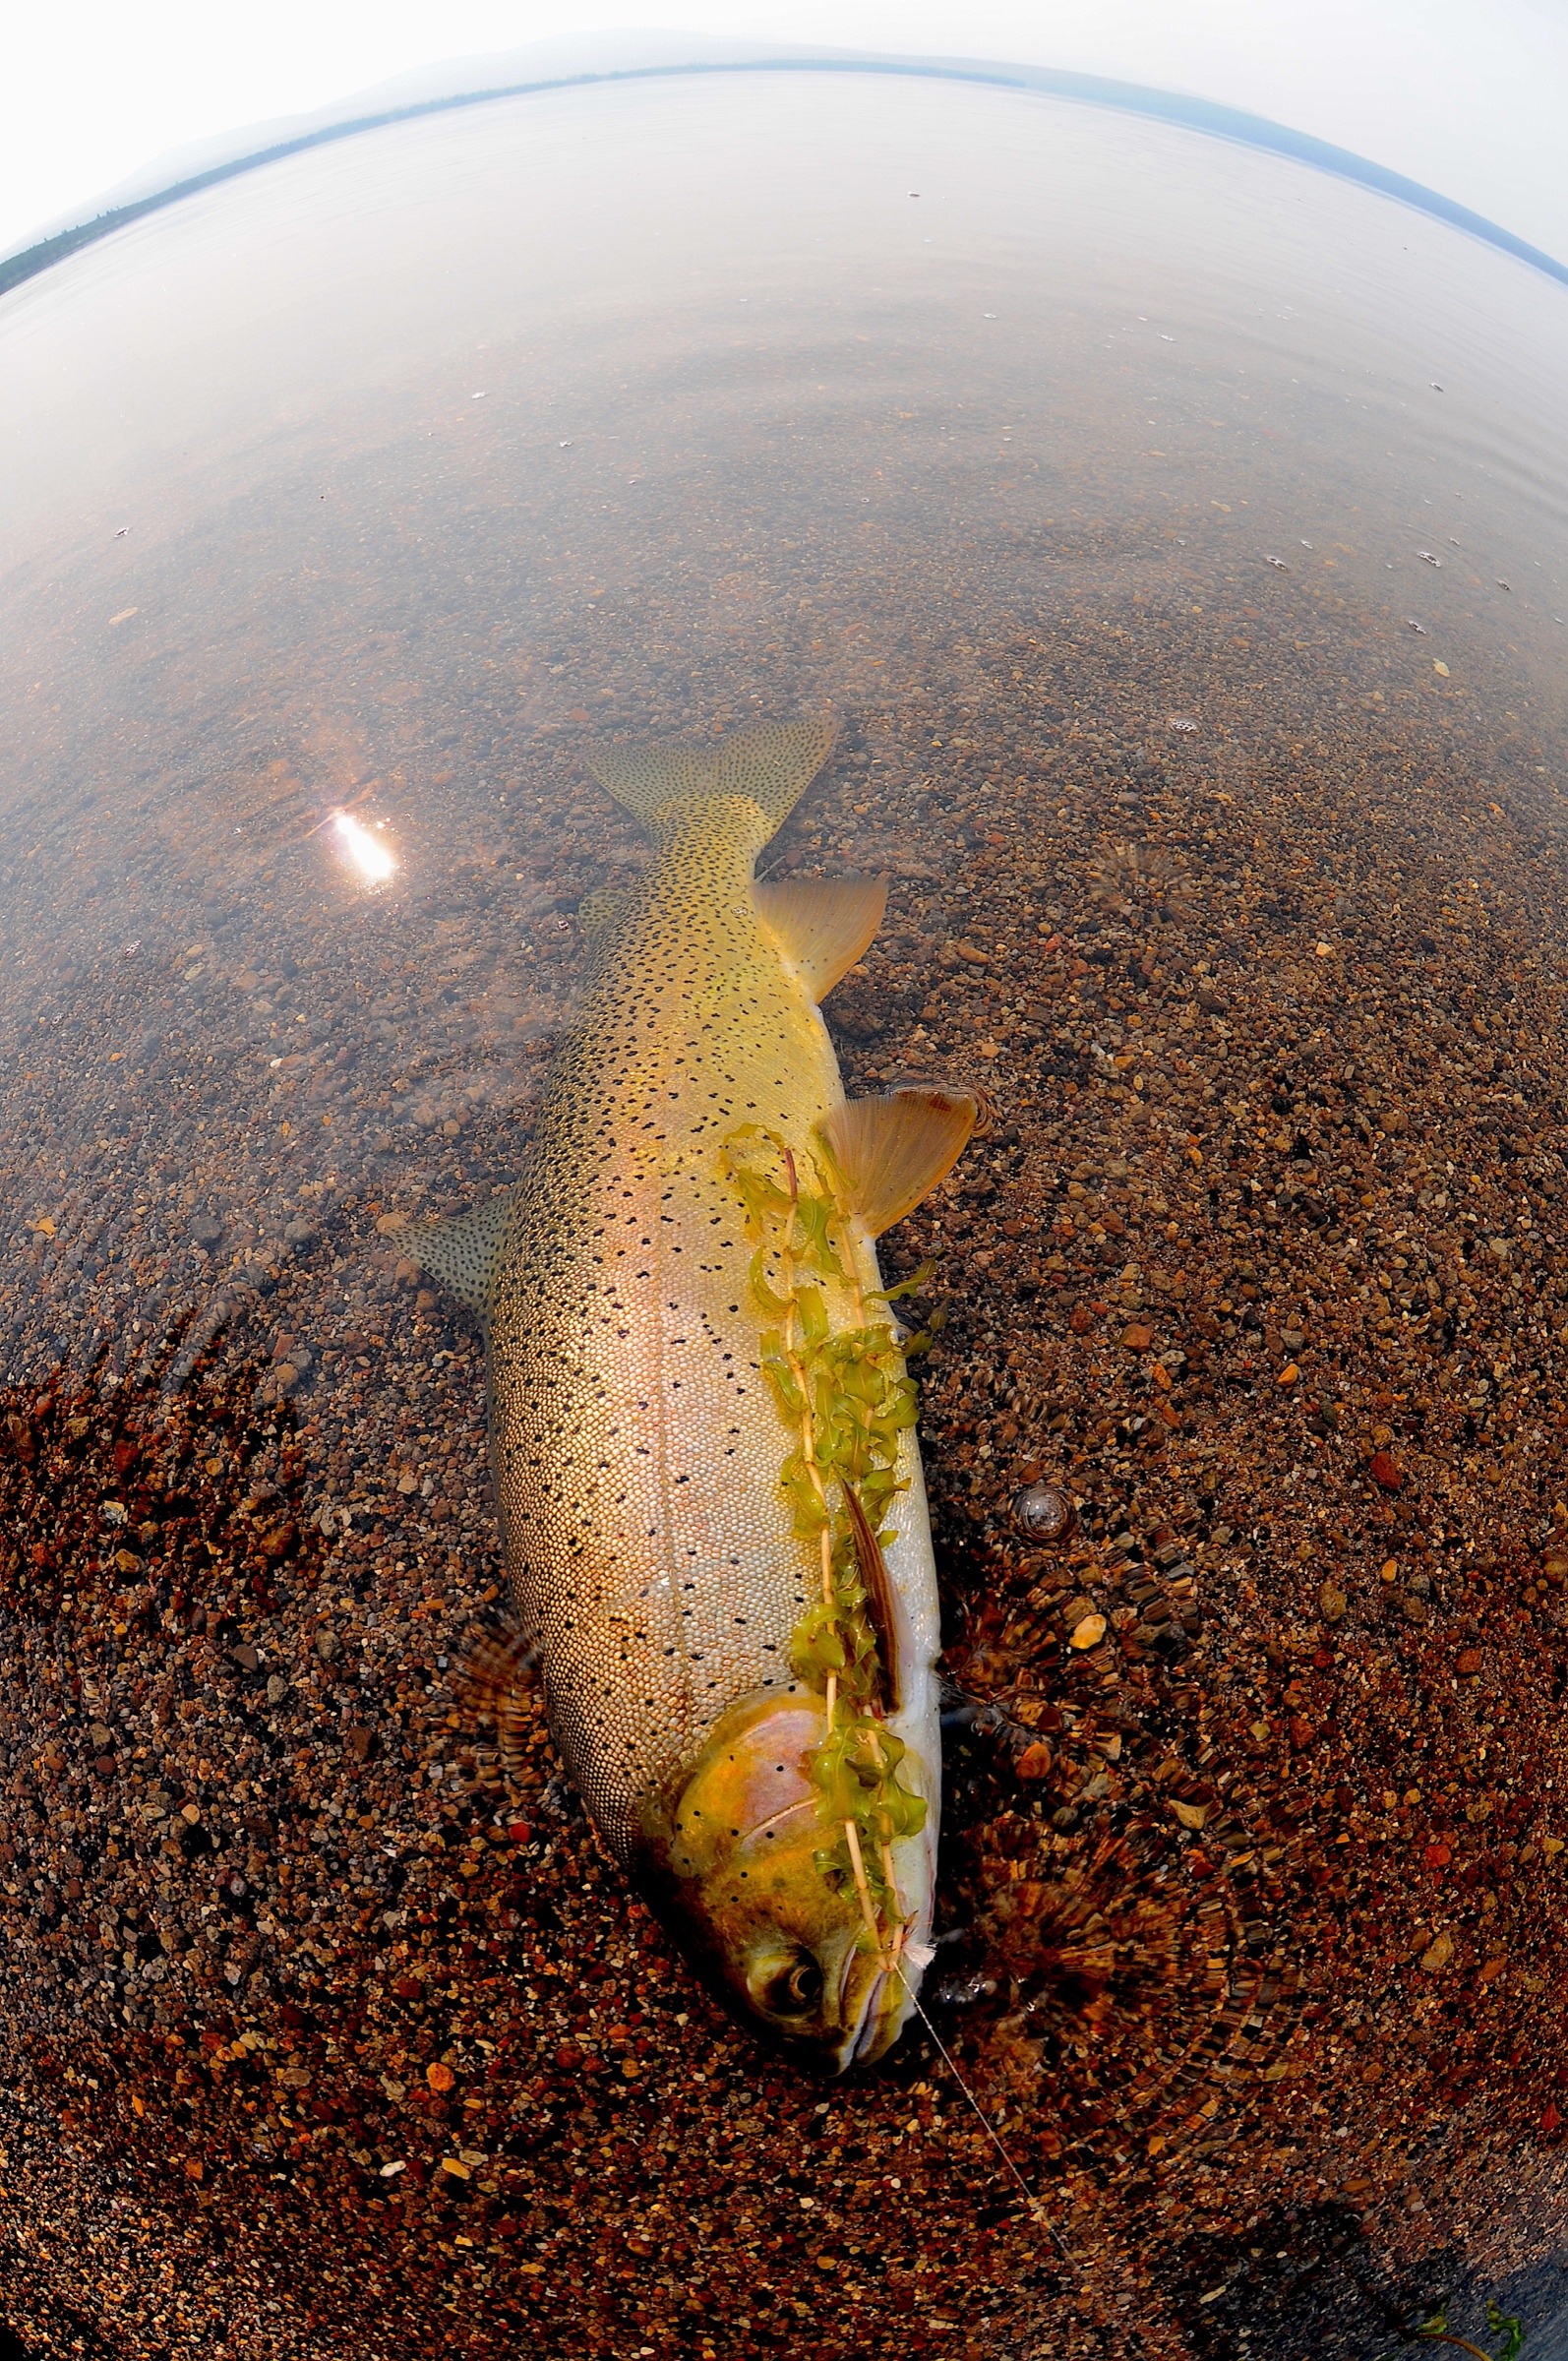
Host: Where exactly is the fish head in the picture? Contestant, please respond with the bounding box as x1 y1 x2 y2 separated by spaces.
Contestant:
641 1690 932 2073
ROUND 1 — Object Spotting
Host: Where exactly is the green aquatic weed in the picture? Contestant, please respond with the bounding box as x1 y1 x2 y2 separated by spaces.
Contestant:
720 1123 929 1948
1386 2300 1526 2361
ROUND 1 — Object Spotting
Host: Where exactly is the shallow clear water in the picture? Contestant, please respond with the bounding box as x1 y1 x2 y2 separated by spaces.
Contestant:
3 69 1568 2361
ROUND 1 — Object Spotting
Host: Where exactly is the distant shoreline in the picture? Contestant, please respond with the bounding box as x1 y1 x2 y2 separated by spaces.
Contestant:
4 52 1567 303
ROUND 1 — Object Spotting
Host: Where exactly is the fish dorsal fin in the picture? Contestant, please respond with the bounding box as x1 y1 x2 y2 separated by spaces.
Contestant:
452 1627 538 1787
754 874 888 1000
399 1190 513 1315
583 714 836 837
816 1087 979 1238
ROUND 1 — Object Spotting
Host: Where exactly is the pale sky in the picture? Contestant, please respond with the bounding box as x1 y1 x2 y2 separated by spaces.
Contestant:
4 0 1568 268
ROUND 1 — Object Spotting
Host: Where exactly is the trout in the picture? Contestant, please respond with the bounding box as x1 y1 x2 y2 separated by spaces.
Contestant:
406 716 976 2069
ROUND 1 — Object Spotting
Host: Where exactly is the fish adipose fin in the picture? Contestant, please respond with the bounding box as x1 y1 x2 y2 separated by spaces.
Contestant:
817 1086 979 1237
583 713 837 835
754 874 888 999
577 883 637 949
400 1190 513 1315
453 1628 538 1788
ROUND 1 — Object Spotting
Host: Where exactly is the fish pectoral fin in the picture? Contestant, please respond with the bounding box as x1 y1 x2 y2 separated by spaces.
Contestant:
842 1483 900 1714
754 874 888 1000
816 1086 979 1237
400 1190 513 1315
452 1629 538 1787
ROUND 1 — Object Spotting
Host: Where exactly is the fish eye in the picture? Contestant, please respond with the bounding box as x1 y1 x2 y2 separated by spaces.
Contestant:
760 1954 823 2018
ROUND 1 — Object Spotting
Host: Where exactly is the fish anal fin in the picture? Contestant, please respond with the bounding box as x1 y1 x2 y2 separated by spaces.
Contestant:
583 713 836 837
453 1628 538 1789
400 1190 513 1315
816 1086 979 1238
754 874 888 1000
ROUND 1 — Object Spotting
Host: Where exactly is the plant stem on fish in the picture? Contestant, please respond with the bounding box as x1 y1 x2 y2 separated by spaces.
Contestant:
403 715 976 2070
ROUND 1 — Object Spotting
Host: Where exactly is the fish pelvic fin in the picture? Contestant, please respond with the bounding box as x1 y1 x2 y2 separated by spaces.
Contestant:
453 1627 538 1789
399 1189 513 1316
754 874 888 999
582 713 837 839
816 1086 979 1238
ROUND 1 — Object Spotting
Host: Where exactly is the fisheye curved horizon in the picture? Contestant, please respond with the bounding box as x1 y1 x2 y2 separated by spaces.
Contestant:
3 45 1566 304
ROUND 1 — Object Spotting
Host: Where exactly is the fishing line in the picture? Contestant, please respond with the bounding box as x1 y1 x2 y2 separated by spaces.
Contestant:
890 1957 1074 2270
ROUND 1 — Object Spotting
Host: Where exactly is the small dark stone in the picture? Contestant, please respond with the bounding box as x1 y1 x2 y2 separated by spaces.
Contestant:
1012 1482 1074 1543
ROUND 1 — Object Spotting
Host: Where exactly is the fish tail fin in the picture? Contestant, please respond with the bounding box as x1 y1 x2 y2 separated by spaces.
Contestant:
582 713 837 839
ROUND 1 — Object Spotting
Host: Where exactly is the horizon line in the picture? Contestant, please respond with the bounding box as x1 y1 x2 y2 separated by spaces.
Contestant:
3 49 1567 302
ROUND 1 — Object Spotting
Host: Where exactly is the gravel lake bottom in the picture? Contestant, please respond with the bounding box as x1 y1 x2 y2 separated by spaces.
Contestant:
2 67 1568 2361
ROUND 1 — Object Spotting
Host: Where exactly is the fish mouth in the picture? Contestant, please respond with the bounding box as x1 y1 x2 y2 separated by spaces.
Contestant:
842 1955 914 2071
850 1968 890 2065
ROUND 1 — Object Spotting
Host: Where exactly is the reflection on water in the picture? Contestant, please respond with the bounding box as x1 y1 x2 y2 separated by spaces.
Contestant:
2 68 1568 2361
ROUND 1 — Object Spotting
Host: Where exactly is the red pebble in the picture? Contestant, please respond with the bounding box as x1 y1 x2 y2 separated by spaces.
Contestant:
1369 1450 1404 1491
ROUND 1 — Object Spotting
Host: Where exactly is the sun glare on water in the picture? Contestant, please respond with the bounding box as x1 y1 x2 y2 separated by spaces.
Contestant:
332 810 397 883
